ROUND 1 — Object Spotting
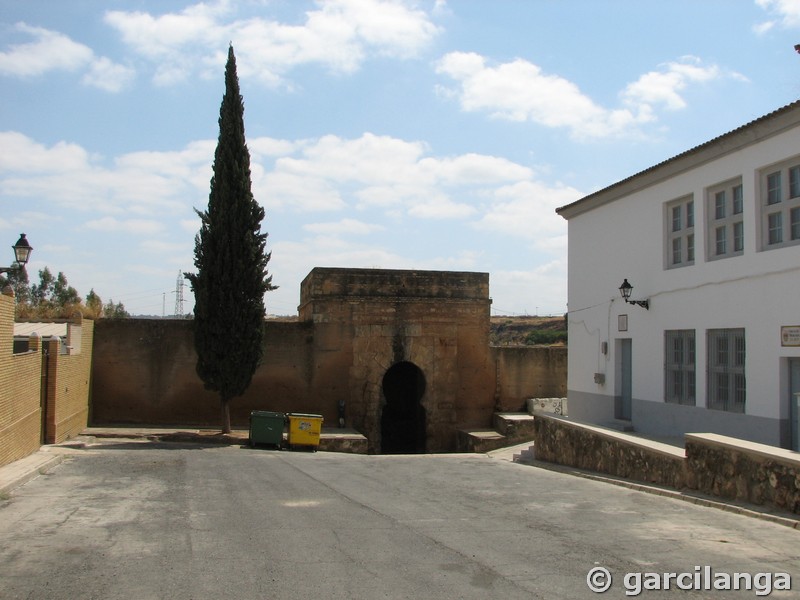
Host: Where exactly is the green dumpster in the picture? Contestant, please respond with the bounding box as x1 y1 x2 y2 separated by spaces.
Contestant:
249 411 286 448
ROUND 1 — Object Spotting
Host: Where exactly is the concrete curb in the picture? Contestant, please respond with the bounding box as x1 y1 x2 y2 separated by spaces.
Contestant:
0 452 64 496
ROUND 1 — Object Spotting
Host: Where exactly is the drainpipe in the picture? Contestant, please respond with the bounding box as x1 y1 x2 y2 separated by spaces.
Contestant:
40 343 49 445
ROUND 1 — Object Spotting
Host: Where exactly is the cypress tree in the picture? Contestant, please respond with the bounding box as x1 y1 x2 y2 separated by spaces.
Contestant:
185 45 275 433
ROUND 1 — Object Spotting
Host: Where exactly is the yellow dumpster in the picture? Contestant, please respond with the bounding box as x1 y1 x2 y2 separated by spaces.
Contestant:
287 413 323 451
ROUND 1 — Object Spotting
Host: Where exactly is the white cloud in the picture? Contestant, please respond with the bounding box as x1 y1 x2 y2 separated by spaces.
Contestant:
473 180 578 249
621 56 723 111
0 23 131 92
1 129 573 318
105 0 440 87
490 263 568 316
82 56 136 92
0 132 91 173
263 132 533 221
420 153 532 185
0 132 207 215
84 216 165 235
303 218 384 236
407 197 475 219
755 0 800 30
259 171 346 212
436 52 733 139
0 24 93 76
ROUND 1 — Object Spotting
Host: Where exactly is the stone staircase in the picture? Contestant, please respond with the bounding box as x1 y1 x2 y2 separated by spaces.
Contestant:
456 397 567 458
456 412 536 453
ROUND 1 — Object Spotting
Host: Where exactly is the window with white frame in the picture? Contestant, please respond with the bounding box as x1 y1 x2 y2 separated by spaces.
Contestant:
665 195 694 269
664 330 695 405
707 328 745 413
760 157 800 250
706 178 744 260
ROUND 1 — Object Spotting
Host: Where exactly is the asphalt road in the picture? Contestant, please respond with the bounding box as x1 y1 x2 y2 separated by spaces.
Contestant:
1 441 798 600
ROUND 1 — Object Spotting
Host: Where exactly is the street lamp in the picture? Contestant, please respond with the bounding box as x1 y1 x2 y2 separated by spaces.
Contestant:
0 234 33 274
618 278 649 310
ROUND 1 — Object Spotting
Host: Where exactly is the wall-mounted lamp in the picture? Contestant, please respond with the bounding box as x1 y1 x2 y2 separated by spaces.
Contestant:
618 278 649 310
0 234 33 275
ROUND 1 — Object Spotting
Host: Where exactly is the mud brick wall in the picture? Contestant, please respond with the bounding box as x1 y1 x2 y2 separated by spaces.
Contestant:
91 268 568 452
91 319 315 427
491 346 567 412
0 291 42 467
533 413 687 488
685 433 800 514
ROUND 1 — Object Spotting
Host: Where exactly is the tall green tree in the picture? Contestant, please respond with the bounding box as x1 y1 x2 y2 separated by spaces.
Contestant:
185 45 275 433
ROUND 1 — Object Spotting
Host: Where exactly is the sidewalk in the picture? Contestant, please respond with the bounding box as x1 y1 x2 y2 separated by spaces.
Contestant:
0 424 369 495
0 447 67 495
2 430 797 530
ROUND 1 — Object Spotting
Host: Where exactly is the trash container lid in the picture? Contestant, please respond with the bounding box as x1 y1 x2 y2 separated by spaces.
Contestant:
250 410 286 418
287 413 323 419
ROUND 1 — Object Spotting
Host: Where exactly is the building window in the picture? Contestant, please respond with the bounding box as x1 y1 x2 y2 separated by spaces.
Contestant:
715 226 726 256
666 196 694 269
706 178 743 260
733 221 744 252
791 207 800 241
707 328 745 413
760 157 800 250
768 212 783 244
665 330 695 405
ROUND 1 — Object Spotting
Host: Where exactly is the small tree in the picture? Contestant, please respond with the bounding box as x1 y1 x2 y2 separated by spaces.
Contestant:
85 289 103 319
102 299 129 319
185 45 275 433
0 265 29 304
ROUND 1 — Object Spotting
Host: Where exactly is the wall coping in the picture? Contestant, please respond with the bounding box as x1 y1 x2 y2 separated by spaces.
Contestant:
685 433 800 467
534 413 686 460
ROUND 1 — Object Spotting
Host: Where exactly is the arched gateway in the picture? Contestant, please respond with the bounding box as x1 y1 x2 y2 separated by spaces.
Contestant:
381 361 426 454
297 267 494 453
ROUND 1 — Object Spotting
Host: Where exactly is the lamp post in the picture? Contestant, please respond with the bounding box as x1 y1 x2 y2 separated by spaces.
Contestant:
0 234 33 274
618 278 649 310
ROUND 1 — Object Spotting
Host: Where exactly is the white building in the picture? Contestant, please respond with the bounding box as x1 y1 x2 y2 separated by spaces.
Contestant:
556 100 800 450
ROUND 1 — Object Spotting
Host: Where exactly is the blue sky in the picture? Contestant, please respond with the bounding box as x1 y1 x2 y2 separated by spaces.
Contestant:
1 0 799 317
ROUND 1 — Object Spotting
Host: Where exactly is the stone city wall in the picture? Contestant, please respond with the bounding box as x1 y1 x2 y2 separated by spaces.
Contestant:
90 319 566 438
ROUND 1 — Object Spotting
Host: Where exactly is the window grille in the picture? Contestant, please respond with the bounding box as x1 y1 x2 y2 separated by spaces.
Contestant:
707 328 745 413
665 330 695 405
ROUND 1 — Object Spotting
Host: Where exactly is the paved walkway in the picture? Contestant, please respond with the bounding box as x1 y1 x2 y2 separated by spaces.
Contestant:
4 442 800 599
1 428 798 531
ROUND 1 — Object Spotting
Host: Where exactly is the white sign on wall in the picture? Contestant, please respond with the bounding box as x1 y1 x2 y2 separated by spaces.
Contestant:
781 326 800 347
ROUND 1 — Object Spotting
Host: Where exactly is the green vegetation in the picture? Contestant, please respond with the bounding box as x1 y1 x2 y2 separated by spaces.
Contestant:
0 266 128 319
185 45 276 434
524 329 568 345
489 316 567 346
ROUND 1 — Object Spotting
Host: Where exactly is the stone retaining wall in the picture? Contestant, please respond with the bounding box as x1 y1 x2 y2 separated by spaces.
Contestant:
533 413 686 488
685 433 800 514
534 414 800 515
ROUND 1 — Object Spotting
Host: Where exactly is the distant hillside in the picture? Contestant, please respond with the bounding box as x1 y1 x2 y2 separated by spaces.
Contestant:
490 315 567 346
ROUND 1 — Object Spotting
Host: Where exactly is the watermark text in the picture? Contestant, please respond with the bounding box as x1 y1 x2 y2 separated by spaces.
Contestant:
586 566 792 596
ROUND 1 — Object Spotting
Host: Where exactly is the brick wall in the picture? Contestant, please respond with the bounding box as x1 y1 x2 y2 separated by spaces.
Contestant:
0 291 43 468
0 292 95 466
43 314 94 444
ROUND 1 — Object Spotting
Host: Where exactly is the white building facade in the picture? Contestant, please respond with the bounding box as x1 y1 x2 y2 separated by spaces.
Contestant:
556 101 800 450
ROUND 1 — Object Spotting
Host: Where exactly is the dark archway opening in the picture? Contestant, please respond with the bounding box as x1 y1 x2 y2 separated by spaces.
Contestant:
380 361 426 454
